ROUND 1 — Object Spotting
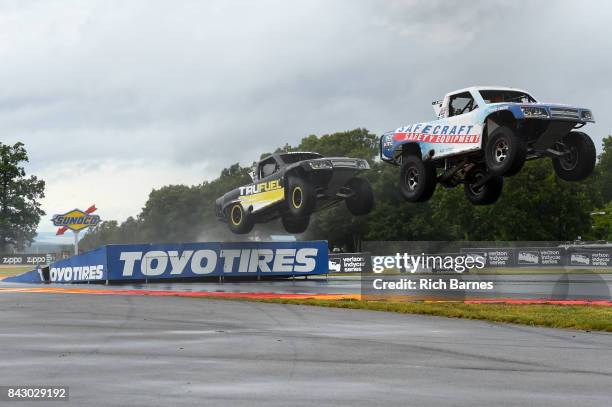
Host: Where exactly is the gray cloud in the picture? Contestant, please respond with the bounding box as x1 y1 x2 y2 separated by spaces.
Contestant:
0 0 610 231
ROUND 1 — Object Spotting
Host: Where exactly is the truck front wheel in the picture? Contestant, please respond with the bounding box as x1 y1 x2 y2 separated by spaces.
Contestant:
287 176 316 217
345 177 374 216
484 126 526 176
552 131 596 181
281 215 310 234
227 203 254 234
463 167 504 205
399 155 437 202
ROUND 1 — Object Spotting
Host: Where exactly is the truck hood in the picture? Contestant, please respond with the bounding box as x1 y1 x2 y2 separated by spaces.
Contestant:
487 102 594 122
303 157 370 169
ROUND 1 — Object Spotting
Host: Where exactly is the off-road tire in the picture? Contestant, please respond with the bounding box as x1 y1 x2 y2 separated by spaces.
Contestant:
485 126 526 176
227 203 254 234
552 131 596 182
345 177 374 216
281 215 310 234
399 155 437 202
287 176 316 217
463 167 504 205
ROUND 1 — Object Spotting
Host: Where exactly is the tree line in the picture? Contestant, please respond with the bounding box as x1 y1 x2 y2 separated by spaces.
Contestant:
0 142 45 252
79 129 612 252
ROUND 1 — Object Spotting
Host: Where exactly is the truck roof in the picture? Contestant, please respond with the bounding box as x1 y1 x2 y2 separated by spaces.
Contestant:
260 151 321 163
447 86 531 96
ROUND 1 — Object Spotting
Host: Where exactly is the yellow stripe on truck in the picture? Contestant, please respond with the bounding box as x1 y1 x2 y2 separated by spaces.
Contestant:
239 188 285 207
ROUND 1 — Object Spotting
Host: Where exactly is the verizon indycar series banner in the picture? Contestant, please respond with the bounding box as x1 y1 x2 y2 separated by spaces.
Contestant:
328 253 372 273
460 246 612 268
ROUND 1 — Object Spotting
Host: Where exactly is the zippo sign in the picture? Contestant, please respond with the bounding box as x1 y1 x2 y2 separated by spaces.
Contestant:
39 241 328 283
1 253 56 265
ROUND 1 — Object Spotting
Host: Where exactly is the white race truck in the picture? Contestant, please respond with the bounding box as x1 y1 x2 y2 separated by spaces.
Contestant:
380 86 596 205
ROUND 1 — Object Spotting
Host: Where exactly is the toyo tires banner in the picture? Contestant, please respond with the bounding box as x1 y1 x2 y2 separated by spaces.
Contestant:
6 241 329 284
48 247 108 283
105 241 327 281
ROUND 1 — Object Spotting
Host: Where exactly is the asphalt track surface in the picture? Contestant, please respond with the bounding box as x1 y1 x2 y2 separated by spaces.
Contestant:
1 291 611 406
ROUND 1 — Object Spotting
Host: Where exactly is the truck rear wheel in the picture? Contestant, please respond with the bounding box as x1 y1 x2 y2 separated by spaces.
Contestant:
552 131 596 181
399 155 436 202
345 177 374 216
287 176 316 217
227 203 254 234
281 215 310 234
463 167 503 205
485 126 526 176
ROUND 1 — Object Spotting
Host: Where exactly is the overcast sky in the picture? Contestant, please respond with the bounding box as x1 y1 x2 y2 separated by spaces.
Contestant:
1 0 611 237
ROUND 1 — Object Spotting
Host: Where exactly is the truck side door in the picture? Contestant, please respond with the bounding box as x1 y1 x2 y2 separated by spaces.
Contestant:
427 91 483 158
239 156 285 212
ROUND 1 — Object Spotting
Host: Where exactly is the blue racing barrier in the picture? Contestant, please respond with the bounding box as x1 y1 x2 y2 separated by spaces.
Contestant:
4 241 329 284
3 269 44 283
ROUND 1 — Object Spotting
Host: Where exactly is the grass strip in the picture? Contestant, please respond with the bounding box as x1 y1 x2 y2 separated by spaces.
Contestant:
252 298 612 332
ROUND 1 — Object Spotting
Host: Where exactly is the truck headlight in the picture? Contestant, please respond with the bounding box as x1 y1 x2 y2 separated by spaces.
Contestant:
580 110 593 121
309 160 333 170
382 134 393 148
521 106 549 118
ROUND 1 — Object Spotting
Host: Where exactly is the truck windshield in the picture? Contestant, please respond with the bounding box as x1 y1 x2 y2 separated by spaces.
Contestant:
280 152 323 164
479 90 536 104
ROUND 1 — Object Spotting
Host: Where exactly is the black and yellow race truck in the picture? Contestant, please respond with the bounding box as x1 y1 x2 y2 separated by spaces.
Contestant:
215 152 374 234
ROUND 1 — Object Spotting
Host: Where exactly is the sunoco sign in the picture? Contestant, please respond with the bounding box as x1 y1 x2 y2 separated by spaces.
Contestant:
52 207 100 233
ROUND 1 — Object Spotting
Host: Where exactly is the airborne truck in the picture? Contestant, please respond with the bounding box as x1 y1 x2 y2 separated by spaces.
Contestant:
215 152 374 234
380 86 596 204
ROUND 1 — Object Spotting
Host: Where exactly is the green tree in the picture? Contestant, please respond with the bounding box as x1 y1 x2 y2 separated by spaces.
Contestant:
298 128 378 162
597 135 612 203
0 142 45 252
590 202 612 241
367 159 598 242
79 220 122 250
137 184 203 242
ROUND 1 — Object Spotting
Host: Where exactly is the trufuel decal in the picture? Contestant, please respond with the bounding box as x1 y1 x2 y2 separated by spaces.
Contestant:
239 180 285 211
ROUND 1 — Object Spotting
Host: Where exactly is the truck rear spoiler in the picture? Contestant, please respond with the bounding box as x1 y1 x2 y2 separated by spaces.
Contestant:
432 100 443 117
